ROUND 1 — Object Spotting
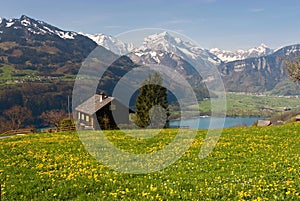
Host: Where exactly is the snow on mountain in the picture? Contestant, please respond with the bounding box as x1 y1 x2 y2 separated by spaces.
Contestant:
0 15 78 40
132 31 221 65
210 43 274 63
85 33 134 55
84 31 221 67
139 31 195 53
281 44 300 56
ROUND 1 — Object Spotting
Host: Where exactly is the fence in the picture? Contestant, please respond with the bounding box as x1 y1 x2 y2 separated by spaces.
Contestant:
2 128 36 135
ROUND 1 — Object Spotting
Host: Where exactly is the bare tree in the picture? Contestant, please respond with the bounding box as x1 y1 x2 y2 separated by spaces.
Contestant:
0 116 9 133
40 110 67 128
3 106 33 130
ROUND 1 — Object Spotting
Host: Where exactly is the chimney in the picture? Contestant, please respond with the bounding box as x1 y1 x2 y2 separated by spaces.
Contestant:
99 91 105 102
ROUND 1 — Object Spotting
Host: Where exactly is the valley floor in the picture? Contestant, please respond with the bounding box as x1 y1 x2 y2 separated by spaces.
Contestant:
195 92 300 117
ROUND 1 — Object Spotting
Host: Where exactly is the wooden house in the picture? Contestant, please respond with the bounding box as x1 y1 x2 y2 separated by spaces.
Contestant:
75 92 134 130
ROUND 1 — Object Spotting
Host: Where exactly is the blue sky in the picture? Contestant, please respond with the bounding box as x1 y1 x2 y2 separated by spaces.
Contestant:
1 0 299 50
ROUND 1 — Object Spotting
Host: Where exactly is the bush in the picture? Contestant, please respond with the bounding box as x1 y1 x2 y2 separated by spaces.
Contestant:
59 118 75 128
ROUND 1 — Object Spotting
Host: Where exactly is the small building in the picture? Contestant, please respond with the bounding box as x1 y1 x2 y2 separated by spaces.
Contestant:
75 92 134 130
296 115 300 122
257 120 272 127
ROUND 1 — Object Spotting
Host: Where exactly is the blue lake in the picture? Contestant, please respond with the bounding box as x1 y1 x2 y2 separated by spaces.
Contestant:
170 116 263 129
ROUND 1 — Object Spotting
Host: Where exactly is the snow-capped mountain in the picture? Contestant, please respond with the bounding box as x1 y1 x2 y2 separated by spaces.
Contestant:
132 31 221 65
123 31 225 93
1 14 300 97
0 15 97 76
219 44 300 95
0 15 78 40
85 31 222 69
210 43 274 63
85 33 134 55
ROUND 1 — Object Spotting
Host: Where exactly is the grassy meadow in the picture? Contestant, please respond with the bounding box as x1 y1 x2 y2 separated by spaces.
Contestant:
0 123 299 200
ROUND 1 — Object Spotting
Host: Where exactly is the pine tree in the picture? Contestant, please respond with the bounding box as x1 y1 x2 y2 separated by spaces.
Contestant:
135 72 169 128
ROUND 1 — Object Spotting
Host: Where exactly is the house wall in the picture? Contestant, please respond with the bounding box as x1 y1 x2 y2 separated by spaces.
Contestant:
96 103 114 130
75 98 134 130
96 100 134 130
76 111 93 128
111 99 134 125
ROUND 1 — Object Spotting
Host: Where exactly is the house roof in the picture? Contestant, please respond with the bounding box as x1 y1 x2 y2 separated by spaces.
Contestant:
257 120 272 127
75 94 115 115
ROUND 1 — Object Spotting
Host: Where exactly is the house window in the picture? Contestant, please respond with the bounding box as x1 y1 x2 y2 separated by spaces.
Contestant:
81 113 85 120
86 115 89 122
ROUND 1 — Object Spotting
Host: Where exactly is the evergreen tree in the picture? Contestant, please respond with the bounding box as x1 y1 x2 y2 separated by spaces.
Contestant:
135 72 169 128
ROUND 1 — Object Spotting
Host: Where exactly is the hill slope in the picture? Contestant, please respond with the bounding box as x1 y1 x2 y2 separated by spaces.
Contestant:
0 15 114 130
0 124 299 200
219 44 300 95
0 15 97 78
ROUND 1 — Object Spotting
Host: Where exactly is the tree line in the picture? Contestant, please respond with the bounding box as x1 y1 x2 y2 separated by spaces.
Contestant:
0 81 73 132
0 105 68 133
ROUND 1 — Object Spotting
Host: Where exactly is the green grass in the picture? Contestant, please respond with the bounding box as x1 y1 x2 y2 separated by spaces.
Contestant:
0 133 15 137
0 124 300 200
194 92 300 117
0 64 76 86
0 64 13 80
0 64 37 85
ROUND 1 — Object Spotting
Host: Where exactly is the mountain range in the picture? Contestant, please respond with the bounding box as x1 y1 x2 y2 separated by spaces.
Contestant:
219 44 300 94
84 33 134 55
85 32 276 64
0 15 97 77
0 15 300 97
0 15 299 128
209 43 274 63
85 29 300 95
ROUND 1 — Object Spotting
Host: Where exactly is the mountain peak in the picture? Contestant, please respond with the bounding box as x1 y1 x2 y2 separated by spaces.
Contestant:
259 43 268 48
156 31 175 40
19 15 35 27
144 31 176 44
0 15 78 40
158 31 169 36
150 31 171 37
85 33 134 55
141 31 194 53
20 15 30 20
